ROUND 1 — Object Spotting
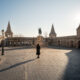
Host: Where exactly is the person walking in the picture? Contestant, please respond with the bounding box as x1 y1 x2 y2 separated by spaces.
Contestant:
36 44 40 58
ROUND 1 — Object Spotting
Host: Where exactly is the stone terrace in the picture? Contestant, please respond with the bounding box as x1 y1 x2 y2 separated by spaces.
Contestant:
0 47 80 80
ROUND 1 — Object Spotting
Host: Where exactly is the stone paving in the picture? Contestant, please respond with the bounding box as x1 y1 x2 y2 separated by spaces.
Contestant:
0 47 80 80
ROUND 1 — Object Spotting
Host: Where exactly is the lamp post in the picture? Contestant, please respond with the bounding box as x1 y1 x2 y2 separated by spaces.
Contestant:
33 37 34 45
1 29 4 55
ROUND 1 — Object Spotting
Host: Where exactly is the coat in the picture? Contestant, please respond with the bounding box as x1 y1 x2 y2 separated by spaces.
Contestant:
36 44 40 55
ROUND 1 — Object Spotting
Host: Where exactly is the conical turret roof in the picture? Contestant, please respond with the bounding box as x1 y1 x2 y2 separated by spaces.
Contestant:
50 24 56 34
5 21 13 33
77 24 80 30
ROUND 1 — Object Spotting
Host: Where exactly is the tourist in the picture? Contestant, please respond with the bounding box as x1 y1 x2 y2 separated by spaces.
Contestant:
36 44 40 58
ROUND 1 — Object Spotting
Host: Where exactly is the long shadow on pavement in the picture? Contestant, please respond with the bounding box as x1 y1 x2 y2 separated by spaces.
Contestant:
0 58 37 72
62 49 80 80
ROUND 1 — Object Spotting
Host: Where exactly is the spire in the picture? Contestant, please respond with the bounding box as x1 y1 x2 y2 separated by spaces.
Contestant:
6 21 12 33
5 21 13 37
49 24 56 38
50 24 56 34
77 24 80 30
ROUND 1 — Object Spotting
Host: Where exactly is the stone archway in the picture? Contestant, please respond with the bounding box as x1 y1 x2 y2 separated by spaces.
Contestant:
70 41 73 47
78 41 80 48
58 40 60 46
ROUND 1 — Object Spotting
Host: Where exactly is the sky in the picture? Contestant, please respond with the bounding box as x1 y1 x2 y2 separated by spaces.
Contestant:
0 0 80 37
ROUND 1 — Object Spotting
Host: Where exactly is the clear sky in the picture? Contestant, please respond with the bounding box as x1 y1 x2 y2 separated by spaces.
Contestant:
0 0 80 37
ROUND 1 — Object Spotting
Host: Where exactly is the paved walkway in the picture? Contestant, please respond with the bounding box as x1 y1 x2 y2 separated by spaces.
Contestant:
0 47 80 80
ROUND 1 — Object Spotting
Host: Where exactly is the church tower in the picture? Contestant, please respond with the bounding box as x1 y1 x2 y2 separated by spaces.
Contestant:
49 24 56 39
77 24 80 37
5 21 13 38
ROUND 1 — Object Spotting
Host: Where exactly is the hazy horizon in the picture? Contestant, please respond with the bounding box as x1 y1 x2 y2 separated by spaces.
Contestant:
0 0 80 37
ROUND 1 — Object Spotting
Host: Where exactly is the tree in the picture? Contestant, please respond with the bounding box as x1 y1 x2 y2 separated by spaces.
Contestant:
44 32 48 38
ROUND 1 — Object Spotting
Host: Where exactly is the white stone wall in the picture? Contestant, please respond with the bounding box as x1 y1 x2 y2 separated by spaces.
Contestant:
77 29 80 38
48 36 80 48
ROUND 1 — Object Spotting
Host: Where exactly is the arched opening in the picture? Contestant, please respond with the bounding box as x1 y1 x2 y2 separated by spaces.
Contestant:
58 40 60 46
70 41 73 47
78 41 80 48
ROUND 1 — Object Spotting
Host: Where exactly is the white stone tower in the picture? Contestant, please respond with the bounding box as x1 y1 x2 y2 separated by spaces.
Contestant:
5 21 13 38
77 24 80 38
49 24 56 39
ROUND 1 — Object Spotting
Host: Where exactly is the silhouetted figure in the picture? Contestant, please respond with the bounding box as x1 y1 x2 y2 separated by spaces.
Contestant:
36 44 40 58
1 40 4 55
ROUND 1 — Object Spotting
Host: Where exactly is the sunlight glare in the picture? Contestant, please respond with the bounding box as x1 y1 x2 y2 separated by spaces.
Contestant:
75 14 80 24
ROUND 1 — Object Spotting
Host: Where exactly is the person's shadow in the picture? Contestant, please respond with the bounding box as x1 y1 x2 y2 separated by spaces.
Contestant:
0 58 37 72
